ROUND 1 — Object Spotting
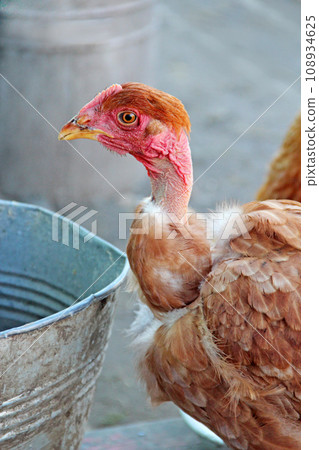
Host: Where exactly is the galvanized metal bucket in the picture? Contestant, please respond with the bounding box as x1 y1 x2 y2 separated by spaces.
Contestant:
0 200 129 449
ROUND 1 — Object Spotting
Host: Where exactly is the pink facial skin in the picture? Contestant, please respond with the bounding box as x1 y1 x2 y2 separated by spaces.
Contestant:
78 101 191 183
75 85 193 217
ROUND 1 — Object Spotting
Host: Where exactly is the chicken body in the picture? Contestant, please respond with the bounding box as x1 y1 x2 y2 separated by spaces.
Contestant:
59 83 301 449
257 113 301 202
128 198 300 449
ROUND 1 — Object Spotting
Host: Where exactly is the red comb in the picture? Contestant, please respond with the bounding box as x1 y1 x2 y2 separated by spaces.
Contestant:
79 84 122 113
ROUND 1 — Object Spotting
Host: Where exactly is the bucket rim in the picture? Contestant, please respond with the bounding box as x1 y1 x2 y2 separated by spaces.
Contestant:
0 199 130 339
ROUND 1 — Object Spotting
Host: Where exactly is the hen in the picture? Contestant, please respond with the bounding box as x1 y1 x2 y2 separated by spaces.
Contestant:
256 113 301 202
59 83 301 449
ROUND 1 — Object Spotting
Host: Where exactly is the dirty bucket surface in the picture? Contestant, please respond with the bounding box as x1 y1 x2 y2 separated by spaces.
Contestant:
0 200 129 449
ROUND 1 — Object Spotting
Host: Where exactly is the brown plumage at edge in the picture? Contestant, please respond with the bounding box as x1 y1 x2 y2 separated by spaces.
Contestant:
256 113 301 202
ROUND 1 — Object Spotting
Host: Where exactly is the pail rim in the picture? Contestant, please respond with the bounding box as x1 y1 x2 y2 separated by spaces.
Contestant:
0 200 130 339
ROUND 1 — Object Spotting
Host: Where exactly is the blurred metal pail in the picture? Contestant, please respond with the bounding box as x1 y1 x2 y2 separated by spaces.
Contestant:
0 0 155 208
0 200 129 449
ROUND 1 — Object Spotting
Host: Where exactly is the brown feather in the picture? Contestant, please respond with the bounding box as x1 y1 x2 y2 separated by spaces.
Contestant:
133 200 300 449
256 114 301 202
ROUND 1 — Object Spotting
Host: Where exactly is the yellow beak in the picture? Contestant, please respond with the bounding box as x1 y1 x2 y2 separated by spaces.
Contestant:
58 120 113 141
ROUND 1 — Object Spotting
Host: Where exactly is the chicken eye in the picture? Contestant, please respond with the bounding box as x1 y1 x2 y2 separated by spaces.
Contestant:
118 111 137 125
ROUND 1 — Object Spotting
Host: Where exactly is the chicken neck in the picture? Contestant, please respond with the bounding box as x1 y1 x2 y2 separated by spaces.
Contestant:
147 131 193 220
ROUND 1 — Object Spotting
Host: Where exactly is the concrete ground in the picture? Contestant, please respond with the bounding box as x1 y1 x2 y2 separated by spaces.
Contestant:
87 0 300 430
82 418 227 449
